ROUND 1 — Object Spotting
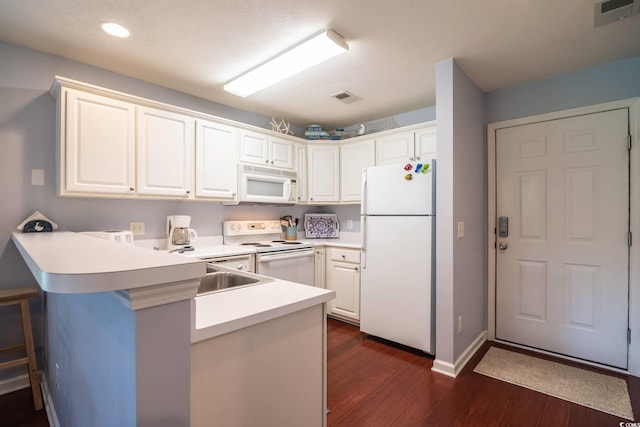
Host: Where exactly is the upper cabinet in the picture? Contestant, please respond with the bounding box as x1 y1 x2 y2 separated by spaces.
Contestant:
239 130 294 169
136 106 195 198
307 144 340 204
53 77 436 205
195 119 238 201
63 89 136 195
295 143 307 203
375 122 437 165
340 138 375 203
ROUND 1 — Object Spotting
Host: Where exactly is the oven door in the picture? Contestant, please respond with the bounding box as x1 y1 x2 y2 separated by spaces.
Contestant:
256 248 315 286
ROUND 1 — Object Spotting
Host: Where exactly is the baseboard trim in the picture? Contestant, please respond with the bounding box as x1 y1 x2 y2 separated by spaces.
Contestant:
432 330 487 378
41 373 61 427
0 373 29 395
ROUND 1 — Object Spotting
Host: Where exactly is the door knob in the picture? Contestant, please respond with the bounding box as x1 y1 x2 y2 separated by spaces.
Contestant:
498 242 508 250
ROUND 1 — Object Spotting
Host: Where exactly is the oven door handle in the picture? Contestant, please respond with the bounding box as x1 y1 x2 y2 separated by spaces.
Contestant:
258 249 314 263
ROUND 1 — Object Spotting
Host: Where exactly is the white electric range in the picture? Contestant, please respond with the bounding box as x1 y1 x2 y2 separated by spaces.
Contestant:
222 220 315 286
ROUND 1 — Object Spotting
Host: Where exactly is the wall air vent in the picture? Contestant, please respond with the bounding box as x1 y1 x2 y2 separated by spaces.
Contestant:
594 0 640 26
331 90 362 104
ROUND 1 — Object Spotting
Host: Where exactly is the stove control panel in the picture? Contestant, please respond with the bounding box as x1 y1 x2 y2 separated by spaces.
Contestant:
223 220 282 236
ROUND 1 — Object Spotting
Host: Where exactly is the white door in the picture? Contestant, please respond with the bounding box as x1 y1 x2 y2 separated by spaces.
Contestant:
307 144 340 203
65 89 135 195
195 119 237 200
360 215 433 353
268 136 294 169
239 130 269 165
136 106 194 197
375 131 414 165
495 109 629 368
340 138 375 202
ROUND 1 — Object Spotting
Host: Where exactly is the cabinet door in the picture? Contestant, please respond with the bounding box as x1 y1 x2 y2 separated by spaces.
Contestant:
195 119 238 200
136 106 195 197
415 125 437 162
340 138 375 202
314 248 326 288
269 136 294 169
295 143 307 203
375 131 414 165
307 144 340 203
64 89 135 195
327 259 360 322
239 130 269 165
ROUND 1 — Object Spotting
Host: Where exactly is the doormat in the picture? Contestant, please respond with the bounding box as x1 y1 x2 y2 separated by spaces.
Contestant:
473 347 634 420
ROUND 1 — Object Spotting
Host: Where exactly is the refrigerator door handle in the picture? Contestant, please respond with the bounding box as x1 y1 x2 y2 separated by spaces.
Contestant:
361 215 367 269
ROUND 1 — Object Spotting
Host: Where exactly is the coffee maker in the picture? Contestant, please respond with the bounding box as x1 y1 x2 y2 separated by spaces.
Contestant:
167 215 197 252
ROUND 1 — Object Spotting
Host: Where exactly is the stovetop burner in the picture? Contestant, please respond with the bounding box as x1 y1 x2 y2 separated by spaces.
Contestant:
222 220 314 253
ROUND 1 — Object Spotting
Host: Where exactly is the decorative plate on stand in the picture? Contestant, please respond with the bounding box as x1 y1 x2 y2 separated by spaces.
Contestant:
304 214 339 238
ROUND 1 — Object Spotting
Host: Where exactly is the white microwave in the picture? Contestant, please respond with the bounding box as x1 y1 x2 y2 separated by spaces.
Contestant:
230 164 298 205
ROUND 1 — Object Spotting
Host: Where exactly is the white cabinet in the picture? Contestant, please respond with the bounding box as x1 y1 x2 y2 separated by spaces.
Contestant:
296 143 308 203
375 123 437 165
62 88 136 195
195 119 238 201
326 248 360 323
239 130 294 169
340 138 375 203
136 106 195 198
415 125 437 162
307 144 340 203
314 247 326 288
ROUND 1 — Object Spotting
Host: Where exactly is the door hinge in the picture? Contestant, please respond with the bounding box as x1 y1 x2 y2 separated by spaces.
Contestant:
628 134 632 150
629 231 633 247
628 328 632 344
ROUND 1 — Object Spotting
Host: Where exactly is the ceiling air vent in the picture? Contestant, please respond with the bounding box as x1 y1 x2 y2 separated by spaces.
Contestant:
331 91 362 105
594 0 640 26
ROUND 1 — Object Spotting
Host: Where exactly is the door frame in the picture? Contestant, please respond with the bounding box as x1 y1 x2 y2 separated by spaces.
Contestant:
487 97 640 376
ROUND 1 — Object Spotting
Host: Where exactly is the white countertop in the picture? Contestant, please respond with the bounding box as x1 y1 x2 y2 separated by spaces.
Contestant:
12 231 205 293
192 279 335 343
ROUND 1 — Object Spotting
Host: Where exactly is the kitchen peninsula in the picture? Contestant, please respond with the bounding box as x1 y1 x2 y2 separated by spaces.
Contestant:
11 231 335 427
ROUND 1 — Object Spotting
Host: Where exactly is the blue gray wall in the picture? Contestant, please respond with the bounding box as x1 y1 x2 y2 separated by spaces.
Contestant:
434 58 487 367
486 55 640 123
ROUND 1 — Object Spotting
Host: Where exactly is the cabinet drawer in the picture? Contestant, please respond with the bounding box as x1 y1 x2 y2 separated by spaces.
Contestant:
329 248 360 263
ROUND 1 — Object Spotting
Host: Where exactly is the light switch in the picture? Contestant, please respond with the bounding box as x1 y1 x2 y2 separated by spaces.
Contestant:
31 169 45 186
457 221 464 238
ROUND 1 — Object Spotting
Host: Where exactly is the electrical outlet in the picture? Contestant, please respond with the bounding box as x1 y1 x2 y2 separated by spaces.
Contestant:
31 169 45 186
129 221 145 236
347 220 353 229
457 316 463 334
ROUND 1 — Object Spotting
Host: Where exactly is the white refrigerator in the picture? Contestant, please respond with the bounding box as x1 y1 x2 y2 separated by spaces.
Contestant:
360 162 435 353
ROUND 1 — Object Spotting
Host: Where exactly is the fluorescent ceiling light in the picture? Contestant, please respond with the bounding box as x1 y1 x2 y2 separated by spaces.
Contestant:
102 22 130 38
224 29 348 97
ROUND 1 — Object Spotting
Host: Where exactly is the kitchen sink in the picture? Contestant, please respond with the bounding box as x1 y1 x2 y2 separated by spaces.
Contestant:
198 268 273 295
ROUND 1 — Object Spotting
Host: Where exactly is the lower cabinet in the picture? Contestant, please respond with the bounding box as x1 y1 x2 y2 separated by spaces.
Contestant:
325 247 360 323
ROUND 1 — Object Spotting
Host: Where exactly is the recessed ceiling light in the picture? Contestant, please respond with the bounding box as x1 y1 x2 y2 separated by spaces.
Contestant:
101 22 130 38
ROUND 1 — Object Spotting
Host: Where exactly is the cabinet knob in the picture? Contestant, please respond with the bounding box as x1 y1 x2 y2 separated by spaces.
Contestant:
270 160 274 164
265 160 269 164
342 255 346 259
129 187 135 191
409 157 414 161
232 193 237 197
186 190 190 195
416 156 421 160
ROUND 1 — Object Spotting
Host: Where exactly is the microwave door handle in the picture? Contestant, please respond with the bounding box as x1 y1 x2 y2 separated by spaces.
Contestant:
284 180 291 199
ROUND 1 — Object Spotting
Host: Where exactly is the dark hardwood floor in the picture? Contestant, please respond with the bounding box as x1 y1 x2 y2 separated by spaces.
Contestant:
1 319 638 426
327 318 640 427
0 387 47 427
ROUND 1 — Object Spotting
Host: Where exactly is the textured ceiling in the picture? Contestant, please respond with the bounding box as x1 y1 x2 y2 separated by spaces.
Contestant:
1 0 639 130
